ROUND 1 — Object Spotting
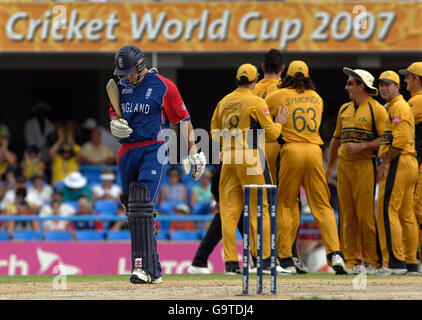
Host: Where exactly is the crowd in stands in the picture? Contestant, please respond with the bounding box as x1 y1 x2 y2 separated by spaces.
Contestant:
0 104 215 241
0 100 330 242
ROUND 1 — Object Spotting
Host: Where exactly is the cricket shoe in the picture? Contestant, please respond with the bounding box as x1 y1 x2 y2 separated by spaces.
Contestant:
331 254 348 275
250 266 288 275
293 257 309 274
276 265 293 275
374 267 407 276
406 263 420 275
262 265 290 275
130 268 152 284
280 266 297 275
352 264 376 275
225 262 241 275
187 265 211 274
249 266 257 274
364 263 377 275
151 277 163 284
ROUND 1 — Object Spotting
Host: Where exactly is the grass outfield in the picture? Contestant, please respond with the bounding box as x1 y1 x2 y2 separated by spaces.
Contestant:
0 272 396 284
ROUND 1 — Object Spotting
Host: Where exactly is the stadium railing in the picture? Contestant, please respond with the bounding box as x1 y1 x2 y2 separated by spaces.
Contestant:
0 214 213 231
0 214 333 240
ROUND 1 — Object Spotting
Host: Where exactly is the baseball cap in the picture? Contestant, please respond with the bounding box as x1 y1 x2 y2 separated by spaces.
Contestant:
399 62 422 77
379 70 400 85
287 60 309 78
343 67 378 96
236 64 259 82
100 168 116 181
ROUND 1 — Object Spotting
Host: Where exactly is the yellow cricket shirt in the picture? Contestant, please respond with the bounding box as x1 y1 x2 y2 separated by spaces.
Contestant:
379 94 416 158
333 96 387 160
210 87 281 152
253 78 280 100
265 87 324 145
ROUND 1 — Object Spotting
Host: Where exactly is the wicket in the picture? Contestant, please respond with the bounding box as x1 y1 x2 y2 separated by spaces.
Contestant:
242 184 277 295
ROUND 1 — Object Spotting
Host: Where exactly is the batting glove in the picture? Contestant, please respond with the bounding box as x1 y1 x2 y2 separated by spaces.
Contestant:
110 119 133 139
182 152 207 181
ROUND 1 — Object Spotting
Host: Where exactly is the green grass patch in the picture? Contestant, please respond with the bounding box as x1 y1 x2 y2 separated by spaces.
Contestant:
0 272 362 284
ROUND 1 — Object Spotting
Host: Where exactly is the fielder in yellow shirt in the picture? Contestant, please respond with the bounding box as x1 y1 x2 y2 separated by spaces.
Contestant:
375 70 419 275
266 60 348 274
326 68 387 274
253 49 307 274
210 63 289 274
253 49 285 185
400 62 422 262
253 49 285 100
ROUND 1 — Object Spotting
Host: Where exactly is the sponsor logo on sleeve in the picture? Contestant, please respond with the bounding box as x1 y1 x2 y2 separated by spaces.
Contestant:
392 116 401 123
146 88 152 99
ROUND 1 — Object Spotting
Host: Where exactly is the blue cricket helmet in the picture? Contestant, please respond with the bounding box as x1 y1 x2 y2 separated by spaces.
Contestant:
113 45 144 76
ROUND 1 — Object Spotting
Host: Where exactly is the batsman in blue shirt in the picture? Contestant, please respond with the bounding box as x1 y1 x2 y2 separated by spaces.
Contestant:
109 45 206 284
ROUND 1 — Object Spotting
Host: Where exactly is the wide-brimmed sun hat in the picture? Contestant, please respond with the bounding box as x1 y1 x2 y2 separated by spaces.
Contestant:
343 67 378 96
63 171 87 189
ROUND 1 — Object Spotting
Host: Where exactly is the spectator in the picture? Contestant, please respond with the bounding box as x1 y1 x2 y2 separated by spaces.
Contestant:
49 127 80 185
40 131 59 169
21 145 46 181
92 168 122 201
39 198 75 231
190 169 213 215
24 101 56 152
62 171 92 201
26 173 53 213
1 175 29 211
79 128 115 165
0 133 17 179
2 167 18 192
1 188 39 234
109 203 129 231
169 203 196 231
159 166 187 204
81 118 120 155
39 188 76 218
71 197 103 230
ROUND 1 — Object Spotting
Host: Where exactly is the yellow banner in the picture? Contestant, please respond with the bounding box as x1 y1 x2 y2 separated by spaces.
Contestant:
0 2 420 52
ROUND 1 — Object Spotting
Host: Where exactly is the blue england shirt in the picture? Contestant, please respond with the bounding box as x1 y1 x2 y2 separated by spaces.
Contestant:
109 69 190 144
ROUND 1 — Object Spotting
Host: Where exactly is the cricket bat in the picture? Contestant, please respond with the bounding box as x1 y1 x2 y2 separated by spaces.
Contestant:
106 79 122 118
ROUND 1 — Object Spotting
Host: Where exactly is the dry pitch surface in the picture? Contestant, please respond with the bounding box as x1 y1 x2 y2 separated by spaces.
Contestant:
0 273 422 300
